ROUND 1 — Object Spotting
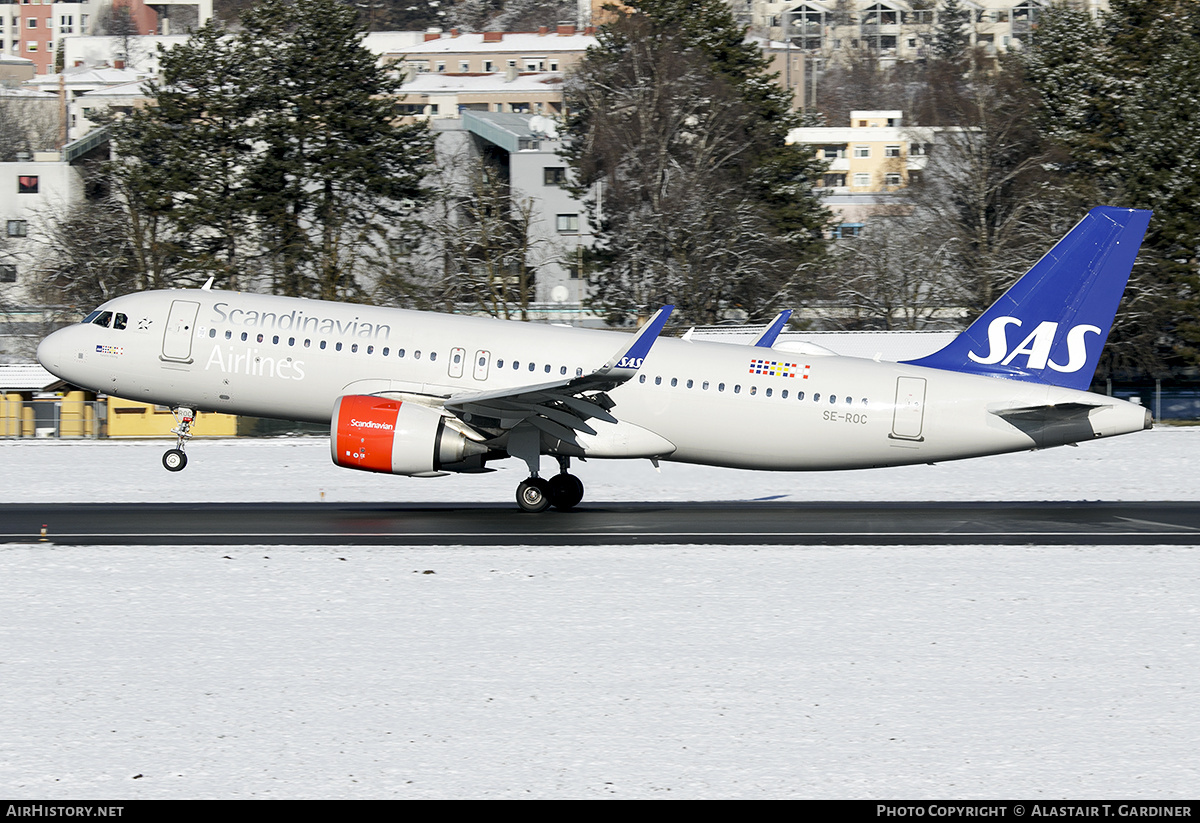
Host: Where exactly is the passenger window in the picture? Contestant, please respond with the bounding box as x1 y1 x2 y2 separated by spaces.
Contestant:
670 378 677 387
351 343 358 353
497 359 504 368
272 335 280 345
734 385 741 394
225 330 232 340
257 334 264 343
781 390 788 399
240 332 248 342
430 352 437 362
367 345 374 354
398 349 405 358
830 395 836 404
718 383 725 392
320 341 327 350
290 337 296 347
383 347 390 356
336 342 343 351
764 388 771 397
814 393 821 402
639 375 646 383
414 350 421 359
686 379 693 388
655 376 662 385
208 328 216 338
797 391 805 401
703 382 709 390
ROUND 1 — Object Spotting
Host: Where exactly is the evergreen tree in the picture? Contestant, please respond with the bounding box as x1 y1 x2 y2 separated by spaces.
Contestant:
1023 0 1200 377
563 0 829 325
104 0 434 301
930 0 971 64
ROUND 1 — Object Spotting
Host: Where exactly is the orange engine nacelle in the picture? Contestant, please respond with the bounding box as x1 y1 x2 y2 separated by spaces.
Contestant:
331 395 485 476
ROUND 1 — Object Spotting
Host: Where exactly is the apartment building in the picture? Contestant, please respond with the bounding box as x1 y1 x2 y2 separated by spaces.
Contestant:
0 0 211 75
734 0 1103 66
787 110 946 235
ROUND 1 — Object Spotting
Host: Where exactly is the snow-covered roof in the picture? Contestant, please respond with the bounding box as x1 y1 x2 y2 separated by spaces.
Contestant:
0 87 56 99
78 81 151 99
400 72 564 95
388 31 597 56
24 67 149 91
0 364 56 391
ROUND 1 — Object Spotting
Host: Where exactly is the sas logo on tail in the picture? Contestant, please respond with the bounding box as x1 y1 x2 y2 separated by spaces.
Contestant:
968 317 1101 373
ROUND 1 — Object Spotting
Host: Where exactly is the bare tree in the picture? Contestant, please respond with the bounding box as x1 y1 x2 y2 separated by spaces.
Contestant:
0 93 61 161
382 145 555 320
816 210 963 330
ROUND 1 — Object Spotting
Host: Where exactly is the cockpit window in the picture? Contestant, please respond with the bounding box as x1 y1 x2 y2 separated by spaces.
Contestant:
82 310 101 324
114 313 128 330
91 311 113 328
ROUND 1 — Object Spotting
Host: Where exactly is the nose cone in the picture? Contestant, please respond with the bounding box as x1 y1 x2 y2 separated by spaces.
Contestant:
37 328 68 375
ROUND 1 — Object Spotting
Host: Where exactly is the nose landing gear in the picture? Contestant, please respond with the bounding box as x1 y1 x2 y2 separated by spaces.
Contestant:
162 407 195 472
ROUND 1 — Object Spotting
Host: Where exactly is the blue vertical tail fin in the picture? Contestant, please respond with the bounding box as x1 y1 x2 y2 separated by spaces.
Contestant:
903 206 1152 390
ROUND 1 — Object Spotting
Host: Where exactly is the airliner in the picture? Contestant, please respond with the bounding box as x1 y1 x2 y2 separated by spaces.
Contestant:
37 206 1154 512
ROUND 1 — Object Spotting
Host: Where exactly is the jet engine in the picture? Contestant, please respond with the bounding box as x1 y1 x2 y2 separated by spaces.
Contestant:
331 395 487 476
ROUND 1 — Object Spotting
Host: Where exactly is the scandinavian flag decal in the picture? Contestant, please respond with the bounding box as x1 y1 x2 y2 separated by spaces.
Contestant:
748 359 808 379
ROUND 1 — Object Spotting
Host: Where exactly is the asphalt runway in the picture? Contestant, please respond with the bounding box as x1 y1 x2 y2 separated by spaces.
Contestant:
3 500 1200 545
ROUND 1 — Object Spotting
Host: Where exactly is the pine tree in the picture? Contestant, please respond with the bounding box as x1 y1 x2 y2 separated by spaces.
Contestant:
563 0 829 324
105 0 434 300
1023 0 1200 377
930 0 971 64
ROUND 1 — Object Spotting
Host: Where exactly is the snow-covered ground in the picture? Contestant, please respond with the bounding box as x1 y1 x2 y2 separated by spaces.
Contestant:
3 424 1199 504
2 428 1199 798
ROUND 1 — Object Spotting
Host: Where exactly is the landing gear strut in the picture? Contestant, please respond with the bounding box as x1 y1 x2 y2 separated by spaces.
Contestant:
515 456 585 513
162 407 195 472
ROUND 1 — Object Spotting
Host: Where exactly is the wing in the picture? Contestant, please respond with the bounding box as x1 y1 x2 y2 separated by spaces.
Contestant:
442 305 674 444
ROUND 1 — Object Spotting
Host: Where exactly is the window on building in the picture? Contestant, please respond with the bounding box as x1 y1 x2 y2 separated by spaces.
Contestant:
853 145 870 158
7 219 27 237
0 264 16 283
853 172 871 187
556 214 579 233
885 172 902 186
459 60 469 72
18 175 38 193
884 144 901 157
544 166 566 186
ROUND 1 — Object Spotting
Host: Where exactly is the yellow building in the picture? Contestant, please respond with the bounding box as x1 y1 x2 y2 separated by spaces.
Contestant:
788 110 934 194
104 397 238 439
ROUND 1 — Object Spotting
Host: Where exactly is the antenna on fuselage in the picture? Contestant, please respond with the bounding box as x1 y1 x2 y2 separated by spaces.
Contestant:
201 276 214 291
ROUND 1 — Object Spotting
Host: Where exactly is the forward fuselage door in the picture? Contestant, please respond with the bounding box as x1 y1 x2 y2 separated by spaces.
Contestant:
161 300 200 363
890 376 927 442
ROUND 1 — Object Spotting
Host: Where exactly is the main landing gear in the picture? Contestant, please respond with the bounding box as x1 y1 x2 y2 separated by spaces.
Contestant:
162 407 195 472
516 456 585 513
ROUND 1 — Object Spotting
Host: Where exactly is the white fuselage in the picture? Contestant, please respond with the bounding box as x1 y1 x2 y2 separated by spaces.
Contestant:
37 289 1151 471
